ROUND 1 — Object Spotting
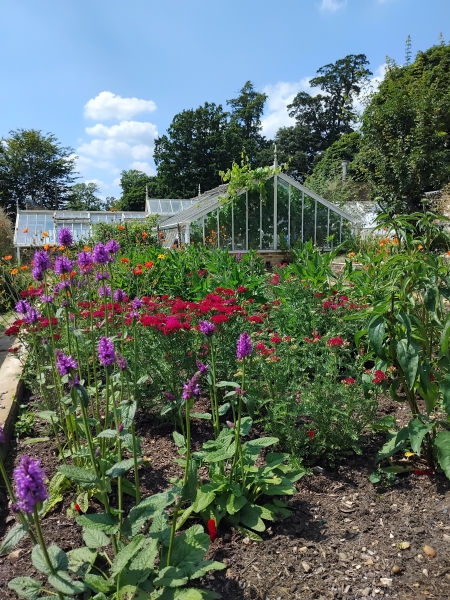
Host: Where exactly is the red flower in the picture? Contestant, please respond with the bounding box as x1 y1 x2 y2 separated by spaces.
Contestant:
270 334 282 344
342 377 356 385
210 314 229 324
7 347 19 353
413 469 432 476
372 369 386 384
247 315 263 324
237 286 247 293
207 519 217 542
307 429 315 442
314 293 324 298
326 336 344 347
145 261 154 268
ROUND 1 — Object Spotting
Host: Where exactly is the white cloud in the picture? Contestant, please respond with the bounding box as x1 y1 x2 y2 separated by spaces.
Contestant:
319 0 347 11
85 120 158 145
77 139 153 162
72 153 121 175
84 91 157 120
261 78 317 139
130 162 156 176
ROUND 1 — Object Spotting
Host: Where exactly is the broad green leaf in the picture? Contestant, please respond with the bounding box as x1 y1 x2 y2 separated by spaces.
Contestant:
111 535 145 575
31 544 68 575
8 577 42 600
48 571 86 595
120 400 137 428
245 437 278 448
73 384 89 408
153 566 188 587
128 537 159 579
239 504 265 532
0 523 28 555
190 412 212 420
435 430 450 478
216 381 239 388
97 429 117 439
106 457 142 478
234 524 263 542
67 546 97 574
169 524 209 568
173 431 185 447
183 559 226 580
182 459 198 502
441 315 450 355
36 410 58 423
77 513 119 534
440 378 450 414
375 427 410 465
368 315 386 360
408 419 433 456
57 464 99 486
395 338 419 391
226 493 247 515
193 489 216 513
82 527 110 548
84 573 113 594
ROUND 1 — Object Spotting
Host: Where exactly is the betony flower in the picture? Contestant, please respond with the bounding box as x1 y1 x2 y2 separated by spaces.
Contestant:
57 227 73 247
54 256 74 275
98 336 116 366
40 294 54 304
163 392 175 402
105 240 120 255
93 243 110 265
198 320 215 337
98 285 111 298
236 332 252 359
15 300 31 315
24 307 40 324
114 288 127 303
131 297 142 310
196 360 209 375
78 251 93 269
95 271 110 282
117 354 128 371
32 250 51 281
182 374 200 400
13 456 48 514
56 350 78 376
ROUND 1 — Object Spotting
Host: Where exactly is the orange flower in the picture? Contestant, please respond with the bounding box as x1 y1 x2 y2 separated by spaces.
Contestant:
392 238 399 245
11 268 18 275
145 261 154 268
43 243 50 251
20 265 29 271
70 271 77 278
348 252 355 258
133 268 143 275
136 264 143 269
142 232 149 239
58 245 65 251
417 244 423 250
42 231 49 237
83 245 91 251
22 227 29 233
3 255 12 261
118 225 125 231
120 257 130 264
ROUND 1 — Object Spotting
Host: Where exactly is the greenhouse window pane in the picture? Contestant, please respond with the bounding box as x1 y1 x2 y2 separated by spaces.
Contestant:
219 202 232 250
233 193 246 250
316 202 328 248
171 201 181 213
149 200 161 212
247 189 260 250
204 210 218 249
329 210 341 248
190 217 204 245
261 178 274 250
277 179 289 249
160 201 171 213
303 194 315 243
289 187 302 245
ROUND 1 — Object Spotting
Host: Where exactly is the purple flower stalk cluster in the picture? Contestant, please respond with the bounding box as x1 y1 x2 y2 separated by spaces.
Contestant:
196 360 209 375
95 272 110 282
199 320 215 337
13 456 48 514
93 243 111 265
98 285 112 298
40 294 54 304
54 256 74 275
15 300 31 315
32 250 51 281
182 374 200 400
117 354 128 371
163 392 175 402
57 227 73 247
105 240 120 255
131 297 142 310
24 307 40 325
98 336 116 366
56 350 78 376
78 251 93 269
114 288 127 303
235 252 243 263
54 280 71 293
236 332 252 359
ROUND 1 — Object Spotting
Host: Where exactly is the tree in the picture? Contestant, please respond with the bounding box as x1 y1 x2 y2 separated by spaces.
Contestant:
66 182 104 211
154 103 243 198
0 129 78 213
359 43 450 213
118 170 164 211
287 54 372 154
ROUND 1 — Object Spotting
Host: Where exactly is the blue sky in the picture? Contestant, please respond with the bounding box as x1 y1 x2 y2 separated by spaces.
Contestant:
1 0 449 200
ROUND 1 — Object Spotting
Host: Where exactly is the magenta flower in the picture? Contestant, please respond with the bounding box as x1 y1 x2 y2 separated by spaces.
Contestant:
196 360 209 375
105 240 120 255
163 392 175 402
13 456 48 514
32 250 51 281
93 243 111 265
182 374 200 400
57 227 73 247
56 350 78 376
54 256 74 275
236 332 252 359
98 336 116 366
199 320 215 337
117 354 128 371
326 336 344 347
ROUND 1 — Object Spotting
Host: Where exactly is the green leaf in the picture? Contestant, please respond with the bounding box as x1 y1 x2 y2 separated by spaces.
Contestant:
170 524 209 569
441 315 450 355
369 471 382 484
184 559 226 580
106 457 141 478
82 527 110 548
239 416 252 436
76 513 119 534
440 378 450 414
408 419 433 456
111 535 145 575
97 429 117 438
218 403 230 416
153 566 188 587
226 493 247 515
73 384 89 408
57 464 99 486
31 544 68 575
368 315 386 360
128 537 159 580
8 577 42 600
0 524 28 555
239 504 265 532
48 570 86 595
67 546 97 574
375 427 410 465
435 430 450 478
234 524 263 542
173 431 185 447
36 410 58 423
245 437 278 448
193 489 216 513
123 490 177 538
370 415 397 432
190 412 212 420
395 338 419 391
120 400 136 429
22 437 50 445
182 459 198 502
216 381 240 388
84 573 113 594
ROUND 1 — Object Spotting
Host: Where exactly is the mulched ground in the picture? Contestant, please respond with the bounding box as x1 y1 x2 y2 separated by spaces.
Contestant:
1 393 450 599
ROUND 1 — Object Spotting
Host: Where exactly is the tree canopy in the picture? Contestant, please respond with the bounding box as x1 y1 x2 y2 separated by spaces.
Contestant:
66 182 104 211
117 169 164 211
0 129 78 214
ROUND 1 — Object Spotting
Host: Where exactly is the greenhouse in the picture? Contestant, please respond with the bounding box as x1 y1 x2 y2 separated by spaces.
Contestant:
158 172 357 251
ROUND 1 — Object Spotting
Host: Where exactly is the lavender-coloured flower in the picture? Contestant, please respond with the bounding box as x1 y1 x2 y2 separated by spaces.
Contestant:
131 297 142 310
163 392 175 402
61 300 69 308
15 299 31 314
53 280 71 293
13 456 48 514
54 256 74 275
98 285 111 298
98 336 116 366
118 423 124 433
129 310 139 319
95 271 110 282
114 288 127 303
235 252 243 263
24 307 40 325
198 320 215 337
182 374 200 400
56 350 78 376
196 360 209 375
235 386 246 396
236 331 252 359
226 420 235 429
93 243 111 265
32 250 51 281
40 294 54 304
78 251 93 269
68 375 80 387
57 227 73 247
105 239 120 255
0 422 5 444
117 354 128 371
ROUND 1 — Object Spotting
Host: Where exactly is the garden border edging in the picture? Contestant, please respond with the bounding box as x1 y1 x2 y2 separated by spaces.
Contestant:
0 331 25 460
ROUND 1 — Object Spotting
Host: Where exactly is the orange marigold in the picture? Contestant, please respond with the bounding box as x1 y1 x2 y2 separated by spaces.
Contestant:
43 244 50 251
133 268 143 275
4 255 12 261
20 265 29 271
142 231 149 238
145 261 154 268
83 245 91 251
118 225 125 231
120 257 130 263
42 231 49 237
11 268 18 275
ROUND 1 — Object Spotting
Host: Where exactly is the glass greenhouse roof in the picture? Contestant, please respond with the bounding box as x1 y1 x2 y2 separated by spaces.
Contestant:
146 198 198 215
14 210 147 247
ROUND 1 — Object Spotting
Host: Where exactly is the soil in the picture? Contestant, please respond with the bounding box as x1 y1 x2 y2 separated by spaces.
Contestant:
1 394 450 600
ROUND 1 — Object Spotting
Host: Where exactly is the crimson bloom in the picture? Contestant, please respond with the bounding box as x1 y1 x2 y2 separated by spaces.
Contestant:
372 370 386 384
207 518 217 542
327 336 344 347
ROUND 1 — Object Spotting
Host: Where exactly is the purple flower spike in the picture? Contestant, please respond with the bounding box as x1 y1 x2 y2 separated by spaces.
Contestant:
15 300 31 315
78 251 93 269
131 297 142 310
117 354 128 371
235 252 242 263
199 320 215 337
163 392 175 402
0 422 5 444
56 350 78 376
98 285 111 298
93 243 111 265
182 374 200 400
95 271 110 282
236 332 252 359
32 250 51 281
13 456 48 514
114 288 127 303
41 294 54 304
118 423 124 433
98 336 116 366
196 360 209 375
24 307 40 325
57 227 73 247
105 240 120 255
54 256 74 275
226 421 235 429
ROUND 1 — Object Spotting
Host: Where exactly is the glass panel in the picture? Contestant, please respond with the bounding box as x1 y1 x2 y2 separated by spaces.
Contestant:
277 179 289 249
190 217 204 245
303 194 315 243
247 189 260 250
341 218 353 244
261 178 274 250
149 200 160 213
218 202 233 250
289 186 302 246
316 202 328 248
233 193 246 250
171 201 181 213
160 201 171 213
204 209 218 249
329 210 341 248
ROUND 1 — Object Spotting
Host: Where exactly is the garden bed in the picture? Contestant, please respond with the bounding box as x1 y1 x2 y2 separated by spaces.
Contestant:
1 391 449 600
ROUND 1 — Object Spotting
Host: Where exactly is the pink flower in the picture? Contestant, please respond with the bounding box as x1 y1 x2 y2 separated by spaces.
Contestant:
342 377 356 385
372 369 386 384
327 336 344 347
